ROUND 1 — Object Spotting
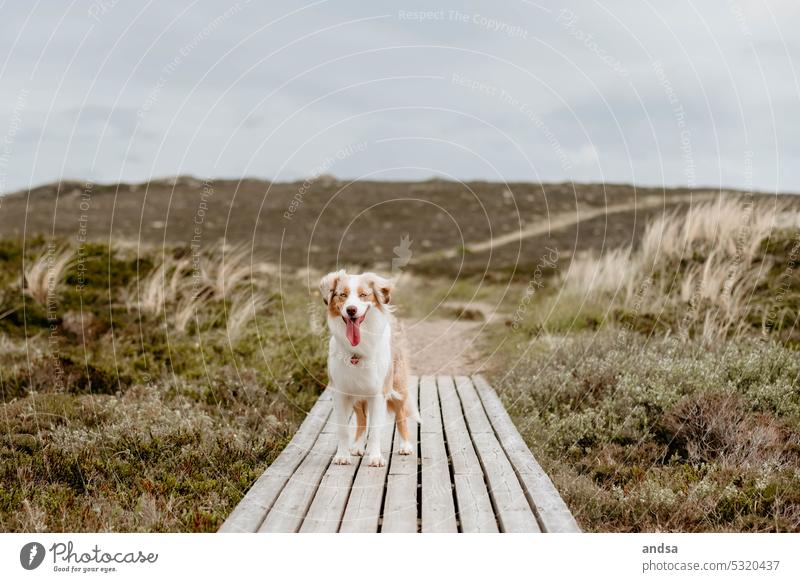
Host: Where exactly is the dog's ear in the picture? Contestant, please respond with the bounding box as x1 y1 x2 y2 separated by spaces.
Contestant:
365 273 393 305
319 271 342 305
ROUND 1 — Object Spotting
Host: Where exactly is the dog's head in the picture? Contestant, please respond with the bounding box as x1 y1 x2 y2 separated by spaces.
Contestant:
318 270 393 347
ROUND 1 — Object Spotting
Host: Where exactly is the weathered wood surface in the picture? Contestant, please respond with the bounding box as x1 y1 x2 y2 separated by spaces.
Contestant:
381 376 419 533
219 375 580 533
218 390 332 533
438 376 497 533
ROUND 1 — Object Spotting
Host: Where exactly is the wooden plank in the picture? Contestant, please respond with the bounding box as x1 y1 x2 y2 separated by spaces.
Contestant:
419 375 442 433
454 474 499 533
437 376 497 533
437 376 482 476
419 376 457 533
338 414 394 533
469 433 541 533
382 376 420 533
259 430 338 532
299 460 360 533
420 431 457 532
222 374 579 535
381 473 418 533
299 414 360 533
218 390 332 532
454 377 540 533
453 376 493 434
472 375 581 533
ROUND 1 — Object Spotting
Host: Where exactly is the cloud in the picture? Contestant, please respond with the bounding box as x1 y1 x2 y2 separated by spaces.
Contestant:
0 0 797 193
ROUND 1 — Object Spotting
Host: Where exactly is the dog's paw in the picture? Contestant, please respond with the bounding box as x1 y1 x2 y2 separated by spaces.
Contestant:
366 454 386 467
349 445 365 456
333 454 352 465
397 441 414 455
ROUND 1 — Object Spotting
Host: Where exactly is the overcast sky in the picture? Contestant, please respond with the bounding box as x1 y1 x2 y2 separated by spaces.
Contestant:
0 0 798 195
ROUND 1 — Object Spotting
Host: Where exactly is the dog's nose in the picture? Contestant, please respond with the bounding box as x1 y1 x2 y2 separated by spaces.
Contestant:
346 306 357 317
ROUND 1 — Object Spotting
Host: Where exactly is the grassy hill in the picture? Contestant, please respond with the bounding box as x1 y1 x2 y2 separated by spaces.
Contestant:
1 178 799 532
0 177 755 278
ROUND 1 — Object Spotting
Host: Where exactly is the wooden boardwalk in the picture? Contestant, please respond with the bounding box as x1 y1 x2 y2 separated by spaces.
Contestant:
219 375 580 533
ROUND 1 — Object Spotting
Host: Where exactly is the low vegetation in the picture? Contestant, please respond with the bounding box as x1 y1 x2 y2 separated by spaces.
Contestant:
499 332 800 531
3 188 799 533
494 197 800 531
557 198 800 343
0 239 327 531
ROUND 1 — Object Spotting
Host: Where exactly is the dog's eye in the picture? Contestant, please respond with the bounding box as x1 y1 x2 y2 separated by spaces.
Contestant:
359 292 368 298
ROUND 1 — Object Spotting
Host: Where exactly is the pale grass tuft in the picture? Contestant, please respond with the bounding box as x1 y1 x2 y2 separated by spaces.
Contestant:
202 245 254 299
173 293 202 334
135 257 192 317
139 265 164 315
560 196 799 342
130 248 269 337
23 245 73 306
225 292 271 342
0 333 26 354
562 248 637 297
168 258 192 301
639 197 790 267
136 261 168 316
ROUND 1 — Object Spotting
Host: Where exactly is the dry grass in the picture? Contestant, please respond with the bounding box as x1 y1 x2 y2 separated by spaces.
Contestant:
173 293 200 334
494 197 800 532
4 189 799 533
1 239 327 532
562 248 638 298
225 292 272 342
639 198 795 266
130 248 265 336
22 245 73 306
135 261 168 316
558 197 800 342
203 245 254 299
132 257 194 316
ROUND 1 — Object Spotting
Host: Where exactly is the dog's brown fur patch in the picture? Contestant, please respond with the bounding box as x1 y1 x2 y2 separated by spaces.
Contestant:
327 283 347 318
386 321 411 441
350 317 412 440
365 274 391 308
354 400 367 444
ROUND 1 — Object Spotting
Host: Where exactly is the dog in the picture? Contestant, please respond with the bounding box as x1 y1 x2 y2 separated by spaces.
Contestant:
319 270 419 467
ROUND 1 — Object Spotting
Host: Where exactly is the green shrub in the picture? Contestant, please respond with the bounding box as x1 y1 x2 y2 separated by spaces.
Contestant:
0 240 327 532
497 330 800 531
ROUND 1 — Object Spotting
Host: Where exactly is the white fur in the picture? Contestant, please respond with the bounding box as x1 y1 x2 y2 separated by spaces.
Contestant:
325 273 394 467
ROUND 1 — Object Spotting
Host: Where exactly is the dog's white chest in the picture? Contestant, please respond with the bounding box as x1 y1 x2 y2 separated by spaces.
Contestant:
328 348 390 395
327 328 391 397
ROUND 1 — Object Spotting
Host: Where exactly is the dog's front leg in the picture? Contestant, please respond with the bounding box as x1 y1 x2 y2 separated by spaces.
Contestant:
332 392 353 465
365 395 387 467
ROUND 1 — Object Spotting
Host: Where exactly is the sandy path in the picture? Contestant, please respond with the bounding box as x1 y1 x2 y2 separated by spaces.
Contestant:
403 318 484 375
402 302 500 375
403 193 721 373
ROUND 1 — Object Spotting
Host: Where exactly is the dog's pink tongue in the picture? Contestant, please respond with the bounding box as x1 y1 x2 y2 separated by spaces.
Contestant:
345 317 362 347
